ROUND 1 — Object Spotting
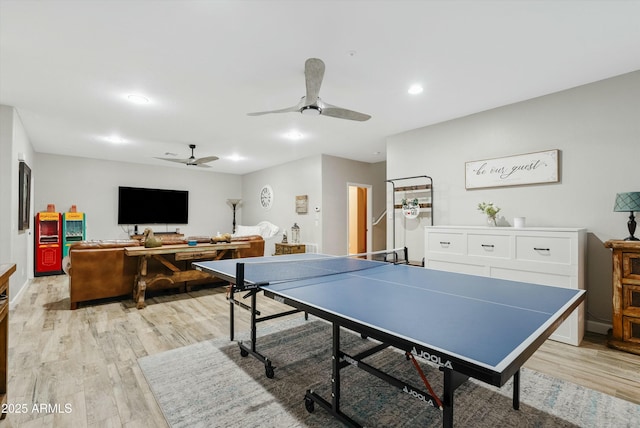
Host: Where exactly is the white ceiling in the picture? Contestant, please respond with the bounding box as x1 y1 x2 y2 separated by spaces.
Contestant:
1 0 639 175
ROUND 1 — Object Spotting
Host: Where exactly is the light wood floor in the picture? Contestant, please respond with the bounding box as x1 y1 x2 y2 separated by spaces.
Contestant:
5 275 640 427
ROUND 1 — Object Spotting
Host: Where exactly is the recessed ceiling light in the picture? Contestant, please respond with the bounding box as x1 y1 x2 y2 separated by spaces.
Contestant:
284 130 304 141
227 154 246 162
408 84 424 95
104 135 126 144
126 93 150 104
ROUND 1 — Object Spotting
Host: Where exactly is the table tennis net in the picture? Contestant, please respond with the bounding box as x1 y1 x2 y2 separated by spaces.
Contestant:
237 248 408 288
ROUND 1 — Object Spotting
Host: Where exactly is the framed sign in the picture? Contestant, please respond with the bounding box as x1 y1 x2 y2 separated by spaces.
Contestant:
18 161 31 231
296 195 308 213
465 149 559 190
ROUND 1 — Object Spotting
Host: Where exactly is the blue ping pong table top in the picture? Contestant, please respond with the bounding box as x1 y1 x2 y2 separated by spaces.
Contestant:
193 254 584 373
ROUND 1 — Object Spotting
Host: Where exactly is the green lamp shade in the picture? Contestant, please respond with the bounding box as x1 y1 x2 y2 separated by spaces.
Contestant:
613 192 640 212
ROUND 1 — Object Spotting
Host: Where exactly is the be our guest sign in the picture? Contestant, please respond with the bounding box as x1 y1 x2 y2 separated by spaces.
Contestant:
465 149 559 189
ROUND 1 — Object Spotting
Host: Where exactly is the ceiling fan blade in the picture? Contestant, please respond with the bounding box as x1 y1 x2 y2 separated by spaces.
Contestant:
155 157 190 164
192 156 219 164
305 58 325 105
194 163 212 168
247 105 300 116
321 105 371 121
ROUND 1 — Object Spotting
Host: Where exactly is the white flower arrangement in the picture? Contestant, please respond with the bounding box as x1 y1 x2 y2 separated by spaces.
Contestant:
478 202 501 222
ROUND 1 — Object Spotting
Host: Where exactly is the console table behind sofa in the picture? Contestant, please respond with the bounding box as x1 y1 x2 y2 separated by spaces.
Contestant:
68 236 263 309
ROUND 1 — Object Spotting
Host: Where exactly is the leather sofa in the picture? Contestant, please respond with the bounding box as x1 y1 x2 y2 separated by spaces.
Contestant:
68 240 140 310
67 235 265 309
230 235 265 257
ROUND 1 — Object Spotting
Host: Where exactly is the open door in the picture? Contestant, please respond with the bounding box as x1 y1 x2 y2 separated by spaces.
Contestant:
348 184 372 255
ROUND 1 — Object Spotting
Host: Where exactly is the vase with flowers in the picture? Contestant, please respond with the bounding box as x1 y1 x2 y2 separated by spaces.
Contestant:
477 202 500 227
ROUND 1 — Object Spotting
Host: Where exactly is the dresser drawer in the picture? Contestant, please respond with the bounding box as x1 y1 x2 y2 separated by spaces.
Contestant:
515 236 571 264
426 232 465 255
467 234 510 259
275 243 305 255
623 253 640 280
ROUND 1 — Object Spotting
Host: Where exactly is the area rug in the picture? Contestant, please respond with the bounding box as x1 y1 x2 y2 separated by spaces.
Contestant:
139 317 640 428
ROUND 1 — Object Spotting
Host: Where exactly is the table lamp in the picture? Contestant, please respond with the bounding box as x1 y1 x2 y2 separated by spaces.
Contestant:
613 192 640 241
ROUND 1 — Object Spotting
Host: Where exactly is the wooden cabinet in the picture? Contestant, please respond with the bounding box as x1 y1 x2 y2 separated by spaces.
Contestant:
425 226 586 346
274 243 306 255
604 240 640 355
0 263 15 419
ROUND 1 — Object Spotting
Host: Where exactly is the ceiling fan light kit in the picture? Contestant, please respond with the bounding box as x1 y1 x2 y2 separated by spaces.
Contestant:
301 105 321 116
248 58 371 122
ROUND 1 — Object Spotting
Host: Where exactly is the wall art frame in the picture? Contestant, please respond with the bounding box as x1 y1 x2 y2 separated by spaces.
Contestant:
465 149 559 190
296 195 308 214
18 161 31 231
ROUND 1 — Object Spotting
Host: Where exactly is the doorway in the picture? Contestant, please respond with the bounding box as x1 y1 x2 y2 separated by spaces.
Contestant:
347 184 372 255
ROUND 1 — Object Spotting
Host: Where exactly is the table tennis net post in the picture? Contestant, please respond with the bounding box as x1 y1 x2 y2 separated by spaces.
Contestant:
234 247 409 291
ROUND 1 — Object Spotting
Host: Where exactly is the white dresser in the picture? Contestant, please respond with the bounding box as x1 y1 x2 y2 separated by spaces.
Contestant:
424 226 586 346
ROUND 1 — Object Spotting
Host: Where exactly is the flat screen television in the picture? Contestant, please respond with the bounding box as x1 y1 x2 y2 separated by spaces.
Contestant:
118 186 189 225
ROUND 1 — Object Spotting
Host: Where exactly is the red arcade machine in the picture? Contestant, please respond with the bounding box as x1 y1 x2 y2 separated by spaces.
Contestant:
34 211 63 276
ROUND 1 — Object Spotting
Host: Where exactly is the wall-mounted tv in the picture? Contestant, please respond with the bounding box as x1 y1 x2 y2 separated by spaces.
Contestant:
118 186 189 225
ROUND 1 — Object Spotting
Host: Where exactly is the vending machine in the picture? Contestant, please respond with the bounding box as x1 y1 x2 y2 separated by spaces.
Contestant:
62 211 86 258
34 212 63 276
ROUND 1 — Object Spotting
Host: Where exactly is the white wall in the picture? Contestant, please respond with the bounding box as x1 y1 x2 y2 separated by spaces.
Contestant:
0 106 35 304
240 154 386 256
34 153 241 240
386 70 640 330
321 155 387 255
241 155 323 255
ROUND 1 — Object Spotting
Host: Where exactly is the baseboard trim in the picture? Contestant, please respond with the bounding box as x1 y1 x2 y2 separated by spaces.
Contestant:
586 320 611 335
9 277 33 310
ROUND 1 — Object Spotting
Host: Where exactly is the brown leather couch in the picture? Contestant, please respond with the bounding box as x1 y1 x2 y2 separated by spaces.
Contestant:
68 235 265 309
230 235 265 257
68 240 140 310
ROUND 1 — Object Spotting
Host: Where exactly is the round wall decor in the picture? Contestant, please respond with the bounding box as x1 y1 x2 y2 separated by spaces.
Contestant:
260 185 273 210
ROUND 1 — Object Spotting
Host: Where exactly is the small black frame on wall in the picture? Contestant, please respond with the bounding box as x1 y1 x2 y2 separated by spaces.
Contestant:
18 161 31 231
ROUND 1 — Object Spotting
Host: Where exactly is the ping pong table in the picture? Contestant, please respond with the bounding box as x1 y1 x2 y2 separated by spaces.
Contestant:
193 252 585 428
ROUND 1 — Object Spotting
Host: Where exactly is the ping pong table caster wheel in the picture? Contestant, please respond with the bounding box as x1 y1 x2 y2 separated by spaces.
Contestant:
304 397 315 413
265 364 275 379
239 347 249 358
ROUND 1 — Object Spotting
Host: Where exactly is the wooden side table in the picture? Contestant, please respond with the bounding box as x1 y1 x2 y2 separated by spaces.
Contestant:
275 242 306 255
604 240 640 355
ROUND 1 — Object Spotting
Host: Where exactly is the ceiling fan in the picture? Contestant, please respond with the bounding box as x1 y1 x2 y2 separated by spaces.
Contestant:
155 144 218 168
248 58 371 122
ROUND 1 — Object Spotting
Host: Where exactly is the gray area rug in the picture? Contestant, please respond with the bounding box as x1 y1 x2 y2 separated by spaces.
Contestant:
139 317 640 427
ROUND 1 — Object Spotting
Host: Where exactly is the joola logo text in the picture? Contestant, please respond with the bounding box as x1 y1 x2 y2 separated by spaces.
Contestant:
411 347 453 369
340 355 358 367
402 386 435 406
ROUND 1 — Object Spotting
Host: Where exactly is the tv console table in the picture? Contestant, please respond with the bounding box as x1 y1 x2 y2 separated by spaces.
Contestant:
124 242 250 309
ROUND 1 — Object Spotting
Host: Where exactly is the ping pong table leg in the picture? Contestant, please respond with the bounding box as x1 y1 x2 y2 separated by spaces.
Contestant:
229 285 235 341
442 368 468 428
303 322 361 427
332 322 341 413
513 369 520 410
